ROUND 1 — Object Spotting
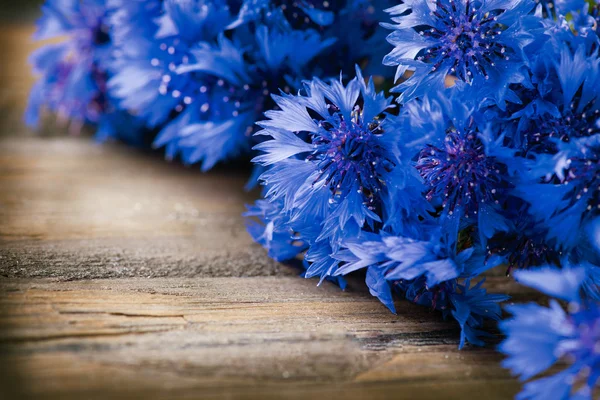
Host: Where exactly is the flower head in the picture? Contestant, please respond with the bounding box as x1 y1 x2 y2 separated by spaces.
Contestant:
248 67 429 280
382 0 545 104
416 126 507 216
107 0 234 128
27 0 114 129
254 67 418 240
402 92 513 244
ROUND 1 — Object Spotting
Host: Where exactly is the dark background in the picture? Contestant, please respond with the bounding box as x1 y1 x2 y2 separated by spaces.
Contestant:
0 4 42 398
0 1 41 22
0 0 42 137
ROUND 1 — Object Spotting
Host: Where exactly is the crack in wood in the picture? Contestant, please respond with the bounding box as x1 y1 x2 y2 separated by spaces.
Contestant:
56 310 187 319
0 328 184 344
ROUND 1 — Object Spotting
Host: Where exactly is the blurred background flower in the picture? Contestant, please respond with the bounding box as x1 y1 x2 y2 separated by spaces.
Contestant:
26 0 397 173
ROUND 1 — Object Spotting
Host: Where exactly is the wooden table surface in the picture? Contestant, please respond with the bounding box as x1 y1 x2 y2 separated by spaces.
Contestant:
0 20 534 400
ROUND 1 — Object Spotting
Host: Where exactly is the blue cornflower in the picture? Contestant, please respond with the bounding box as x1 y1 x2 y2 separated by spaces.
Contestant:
382 0 546 104
403 92 512 244
249 67 428 279
155 24 334 170
27 0 115 131
108 0 233 131
500 267 600 400
254 67 412 238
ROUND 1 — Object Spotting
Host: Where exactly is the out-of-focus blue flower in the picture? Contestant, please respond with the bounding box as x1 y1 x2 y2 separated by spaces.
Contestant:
107 0 237 153
27 0 121 133
313 0 397 78
534 0 586 19
110 0 238 168
156 24 335 171
108 0 343 171
382 0 546 104
500 267 600 400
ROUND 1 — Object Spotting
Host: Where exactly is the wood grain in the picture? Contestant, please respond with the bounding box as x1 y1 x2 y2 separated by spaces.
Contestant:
0 135 533 400
0 274 522 400
0 23 532 400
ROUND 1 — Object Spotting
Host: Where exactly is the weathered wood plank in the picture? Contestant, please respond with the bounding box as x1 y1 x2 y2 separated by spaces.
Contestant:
0 277 519 400
0 136 287 279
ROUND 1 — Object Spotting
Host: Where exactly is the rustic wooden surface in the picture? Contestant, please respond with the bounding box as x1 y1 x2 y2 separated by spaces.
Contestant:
0 20 535 400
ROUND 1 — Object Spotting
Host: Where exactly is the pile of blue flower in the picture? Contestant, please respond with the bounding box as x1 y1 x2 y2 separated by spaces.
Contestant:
28 0 600 398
